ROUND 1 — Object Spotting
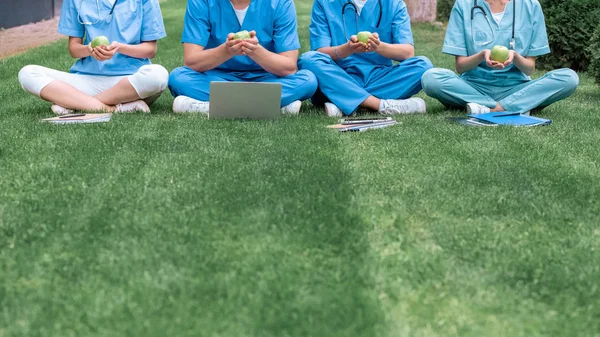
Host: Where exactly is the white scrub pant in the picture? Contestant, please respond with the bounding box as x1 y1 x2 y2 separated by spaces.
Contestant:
18 64 169 104
421 68 579 113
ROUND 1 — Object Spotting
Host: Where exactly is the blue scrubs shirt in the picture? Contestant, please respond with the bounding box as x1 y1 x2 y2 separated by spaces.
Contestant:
443 0 550 85
308 0 414 69
58 0 166 76
182 0 301 72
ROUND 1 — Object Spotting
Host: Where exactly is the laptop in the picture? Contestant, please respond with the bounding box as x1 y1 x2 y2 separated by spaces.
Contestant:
209 82 282 119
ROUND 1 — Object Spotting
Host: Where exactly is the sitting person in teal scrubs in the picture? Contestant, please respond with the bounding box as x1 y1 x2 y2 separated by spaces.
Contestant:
299 0 433 117
18 0 169 114
421 0 579 114
168 0 318 115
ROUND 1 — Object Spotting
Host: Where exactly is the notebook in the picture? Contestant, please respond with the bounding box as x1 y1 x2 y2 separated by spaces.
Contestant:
467 112 551 127
43 113 112 124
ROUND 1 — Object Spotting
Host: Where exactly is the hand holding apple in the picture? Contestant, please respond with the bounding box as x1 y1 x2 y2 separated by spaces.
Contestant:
366 32 381 52
346 35 369 55
226 33 244 56
241 31 260 56
502 50 517 67
484 49 506 70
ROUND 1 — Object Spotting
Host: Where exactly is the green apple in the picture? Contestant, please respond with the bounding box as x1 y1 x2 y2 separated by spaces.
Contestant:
490 45 509 63
357 31 372 44
91 36 110 49
233 30 251 40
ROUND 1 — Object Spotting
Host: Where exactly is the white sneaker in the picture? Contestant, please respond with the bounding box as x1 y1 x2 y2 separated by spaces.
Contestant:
281 100 302 115
324 102 343 117
115 100 150 113
379 98 426 115
51 104 74 115
172 96 209 114
466 103 491 115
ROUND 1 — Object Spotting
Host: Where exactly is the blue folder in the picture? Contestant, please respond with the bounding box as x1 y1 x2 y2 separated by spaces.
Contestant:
467 112 552 127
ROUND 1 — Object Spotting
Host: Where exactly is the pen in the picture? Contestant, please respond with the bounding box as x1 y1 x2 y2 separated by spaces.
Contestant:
493 112 522 118
59 114 86 118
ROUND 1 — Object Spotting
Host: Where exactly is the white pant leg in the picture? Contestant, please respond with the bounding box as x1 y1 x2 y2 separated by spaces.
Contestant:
127 64 169 100
19 64 168 102
17 65 123 97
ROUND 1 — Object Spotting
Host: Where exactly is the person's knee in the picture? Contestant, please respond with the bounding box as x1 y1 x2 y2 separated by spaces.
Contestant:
413 56 434 71
421 68 452 95
554 68 579 92
135 64 169 98
299 51 333 70
18 65 42 92
297 69 319 95
168 67 188 94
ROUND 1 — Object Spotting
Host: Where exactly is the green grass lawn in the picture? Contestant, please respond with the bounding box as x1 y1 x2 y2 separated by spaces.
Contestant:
1 0 600 336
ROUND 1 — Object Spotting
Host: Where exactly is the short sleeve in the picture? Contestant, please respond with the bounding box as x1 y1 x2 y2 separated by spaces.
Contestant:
58 0 85 38
141 0 167 41
525 2 550 57
181 0 211 46
273 0 301 52
391 1 414 45
442 2 468 56
309 0 332 50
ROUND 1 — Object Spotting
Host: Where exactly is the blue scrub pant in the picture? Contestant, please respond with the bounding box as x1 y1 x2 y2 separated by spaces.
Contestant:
421 68 579 113
298 51 434 115
168 67 318 108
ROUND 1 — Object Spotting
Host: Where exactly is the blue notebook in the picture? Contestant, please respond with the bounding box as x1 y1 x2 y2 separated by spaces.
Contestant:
467 112 551 127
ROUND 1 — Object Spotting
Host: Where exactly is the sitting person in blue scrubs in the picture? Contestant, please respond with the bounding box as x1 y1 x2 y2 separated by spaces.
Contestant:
168 0 318 115
421 0 579 115
18 0 169 114
298 0 434 117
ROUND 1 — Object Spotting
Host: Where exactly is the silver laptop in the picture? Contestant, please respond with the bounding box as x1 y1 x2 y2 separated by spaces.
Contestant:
209 82 282 119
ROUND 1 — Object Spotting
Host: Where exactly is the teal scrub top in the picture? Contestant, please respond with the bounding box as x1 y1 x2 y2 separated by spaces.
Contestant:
182 0 301 72
309 0 414 69
443 0 550 85
58 0 166 76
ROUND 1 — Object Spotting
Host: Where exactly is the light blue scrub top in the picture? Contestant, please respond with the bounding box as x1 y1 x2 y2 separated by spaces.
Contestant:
182 0 301 72
58 0 166 76
309 0 414 69
443 0 550 85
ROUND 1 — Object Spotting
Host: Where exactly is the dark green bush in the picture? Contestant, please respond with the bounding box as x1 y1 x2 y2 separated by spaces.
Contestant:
589 26 600 84
537 0 600 71
437 0 455 22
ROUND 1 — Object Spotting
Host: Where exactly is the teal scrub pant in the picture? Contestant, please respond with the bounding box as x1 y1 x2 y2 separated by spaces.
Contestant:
421 68 579 113
168 67 318 108
299 51 433 115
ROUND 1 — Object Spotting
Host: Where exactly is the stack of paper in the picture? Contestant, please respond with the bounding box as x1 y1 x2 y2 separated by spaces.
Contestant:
43 113 112 124
328 117 399 132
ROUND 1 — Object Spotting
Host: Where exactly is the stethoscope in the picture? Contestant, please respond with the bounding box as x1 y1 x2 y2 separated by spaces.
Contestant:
342 0 383 41
471 0 516 49
77 0 120 25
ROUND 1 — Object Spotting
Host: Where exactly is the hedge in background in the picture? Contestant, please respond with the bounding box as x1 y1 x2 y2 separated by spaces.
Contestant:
537 0 600 71
437 0 455 21
589 26 600 84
